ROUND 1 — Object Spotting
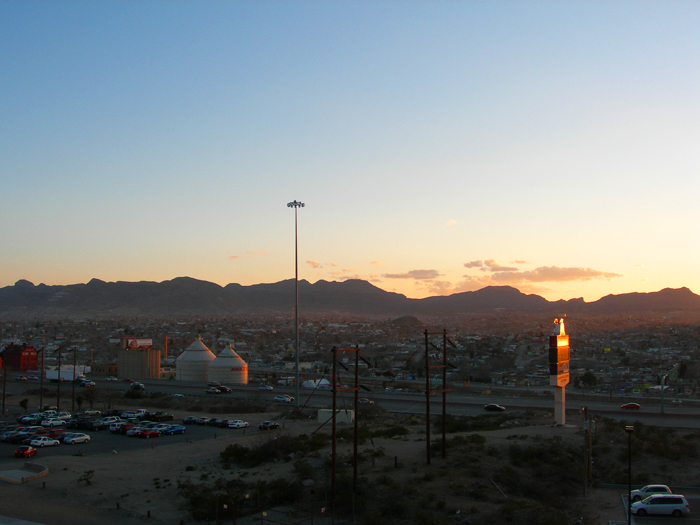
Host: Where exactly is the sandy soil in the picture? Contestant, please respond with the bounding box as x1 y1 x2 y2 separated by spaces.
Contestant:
1 402 629 525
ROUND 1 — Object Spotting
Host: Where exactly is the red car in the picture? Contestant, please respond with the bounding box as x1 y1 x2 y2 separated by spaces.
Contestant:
137 429 161 439
14 445 37 458
621 403 641 410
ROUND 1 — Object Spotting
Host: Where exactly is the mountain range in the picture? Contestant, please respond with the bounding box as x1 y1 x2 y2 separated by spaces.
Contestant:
1 277 700 319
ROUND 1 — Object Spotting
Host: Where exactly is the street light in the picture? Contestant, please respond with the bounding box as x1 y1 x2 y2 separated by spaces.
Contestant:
287 200 304 408
625 425 634 525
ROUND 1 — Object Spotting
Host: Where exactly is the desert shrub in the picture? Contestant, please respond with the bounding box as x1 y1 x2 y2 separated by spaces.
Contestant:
374 426 409 438
220 433 329 468
293 459 314 479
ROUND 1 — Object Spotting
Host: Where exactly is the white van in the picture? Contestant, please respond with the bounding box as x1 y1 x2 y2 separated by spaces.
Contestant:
631 494 690 517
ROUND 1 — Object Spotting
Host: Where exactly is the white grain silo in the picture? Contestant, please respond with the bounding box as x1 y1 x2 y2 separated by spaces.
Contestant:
208 343 248 385
176 336 216 382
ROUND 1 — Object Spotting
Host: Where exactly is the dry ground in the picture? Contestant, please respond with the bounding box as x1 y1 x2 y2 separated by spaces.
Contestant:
0 394 659 525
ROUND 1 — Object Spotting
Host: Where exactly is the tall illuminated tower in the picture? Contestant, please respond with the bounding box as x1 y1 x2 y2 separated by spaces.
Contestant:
549 317 570 425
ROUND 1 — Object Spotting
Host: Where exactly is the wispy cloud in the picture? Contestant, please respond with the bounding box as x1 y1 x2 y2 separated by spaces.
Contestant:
482 259 517 272
229 250 266 260
512 260 529 264
463 260 483 268
446 219 456 226
307 260 321 269
370 260 384 266
383 269 442 280
489 266 623 284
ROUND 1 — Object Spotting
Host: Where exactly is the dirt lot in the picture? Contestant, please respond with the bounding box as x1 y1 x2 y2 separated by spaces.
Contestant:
0 395 637 525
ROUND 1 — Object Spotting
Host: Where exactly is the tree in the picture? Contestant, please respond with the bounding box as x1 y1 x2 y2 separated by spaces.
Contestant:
76 395 84 411
580 371 597 388
19 398 29 413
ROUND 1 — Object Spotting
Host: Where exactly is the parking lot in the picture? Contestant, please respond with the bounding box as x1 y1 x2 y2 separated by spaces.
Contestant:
0 415 277 467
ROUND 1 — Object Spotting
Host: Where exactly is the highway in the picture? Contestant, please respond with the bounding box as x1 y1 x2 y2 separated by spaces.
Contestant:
5 377 698 429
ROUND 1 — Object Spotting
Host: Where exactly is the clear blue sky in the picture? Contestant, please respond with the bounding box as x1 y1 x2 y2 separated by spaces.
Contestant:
2 1 699 301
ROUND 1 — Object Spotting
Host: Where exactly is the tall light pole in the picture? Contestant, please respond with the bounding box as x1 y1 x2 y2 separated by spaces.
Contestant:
287 200 304 408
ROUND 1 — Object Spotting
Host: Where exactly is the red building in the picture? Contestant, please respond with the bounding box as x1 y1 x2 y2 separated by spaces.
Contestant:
1 344 39 371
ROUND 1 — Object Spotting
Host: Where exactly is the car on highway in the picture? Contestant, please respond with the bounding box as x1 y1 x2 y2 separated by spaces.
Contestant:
122 378 134 383
359 398 374 405
484 404 506 412
631 484 672 502
259 421 280 430
64 433 90 445
229 420 249 429
621 403 641 410
207 381 221 387
205 387 222 394
29 436 60 447
14 445 37 458
105 376 117 381
258 385 273 391
171 393 185 398
631 494 689 517
161 425 186 435
274 395 294 403
215 385 232 393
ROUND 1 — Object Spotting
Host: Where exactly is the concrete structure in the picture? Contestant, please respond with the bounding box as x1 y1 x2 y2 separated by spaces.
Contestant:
208 343 248 384
176 336 216 382
118 346 161 380
549 317 571 425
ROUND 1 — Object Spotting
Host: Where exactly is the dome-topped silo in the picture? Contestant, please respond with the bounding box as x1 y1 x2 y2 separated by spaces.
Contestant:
208 343 248 385
176 336 216 382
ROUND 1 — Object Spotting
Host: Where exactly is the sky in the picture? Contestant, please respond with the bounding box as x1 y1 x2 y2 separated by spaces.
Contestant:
1 1 699 303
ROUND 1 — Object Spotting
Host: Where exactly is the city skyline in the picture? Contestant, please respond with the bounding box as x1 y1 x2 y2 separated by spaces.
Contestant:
2 2 698 303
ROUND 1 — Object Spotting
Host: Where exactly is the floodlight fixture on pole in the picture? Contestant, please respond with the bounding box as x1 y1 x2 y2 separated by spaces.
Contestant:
287 200 304 408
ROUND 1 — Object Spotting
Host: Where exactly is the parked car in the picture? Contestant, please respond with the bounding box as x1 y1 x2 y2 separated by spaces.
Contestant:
126 426 146 437
183 416 198 425
631 494 690 517
621 403 641 410
29 436 60 447
484 404 506 412
631 484 672 502
41 418 67 428
229 420 249 429
259 421 280 430
79 409 101 416
137 429 161 439
161 425 186 435
14 445 37 458
64 433 90 445
58 432 82 443
196 417 211 425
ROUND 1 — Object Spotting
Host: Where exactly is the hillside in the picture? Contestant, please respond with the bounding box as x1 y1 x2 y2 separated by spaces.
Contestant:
1 277 700 319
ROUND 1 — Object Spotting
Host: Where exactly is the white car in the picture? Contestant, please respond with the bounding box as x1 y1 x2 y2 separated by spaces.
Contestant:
41 418 66 428
274 395 294 403
55 412 72 420
631 484 672 502
64 433 90 445
631 494 689 517
258 385 273 391
29 436 60 447
228 420 249 429
105 376 117 381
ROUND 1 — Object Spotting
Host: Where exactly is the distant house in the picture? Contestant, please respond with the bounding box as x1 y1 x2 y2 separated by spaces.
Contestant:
0 343 39 371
